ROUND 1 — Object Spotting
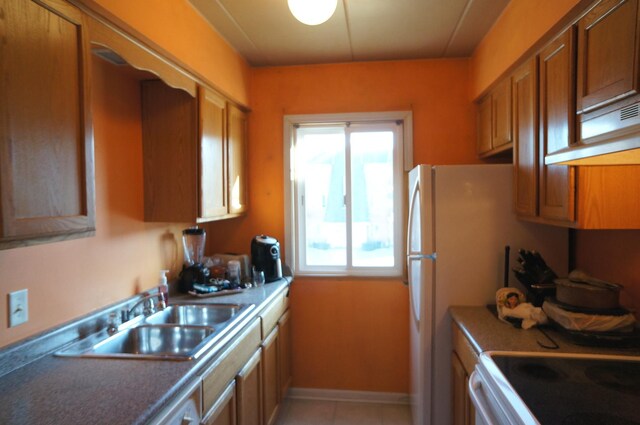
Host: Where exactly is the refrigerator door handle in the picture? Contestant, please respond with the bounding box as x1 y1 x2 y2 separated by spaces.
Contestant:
408 253 437 261
406 178 420 256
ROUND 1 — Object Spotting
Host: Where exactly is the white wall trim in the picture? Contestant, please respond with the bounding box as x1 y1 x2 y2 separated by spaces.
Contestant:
286 387 410 405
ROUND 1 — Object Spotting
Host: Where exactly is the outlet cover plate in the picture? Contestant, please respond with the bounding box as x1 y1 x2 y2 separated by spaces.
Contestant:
8 289 28 327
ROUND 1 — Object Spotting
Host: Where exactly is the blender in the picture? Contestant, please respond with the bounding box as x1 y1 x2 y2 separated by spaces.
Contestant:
178 227 210 292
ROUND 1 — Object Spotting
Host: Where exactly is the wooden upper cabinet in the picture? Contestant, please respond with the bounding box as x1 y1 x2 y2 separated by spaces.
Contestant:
512 57 539 218
227 104 248 215
577 0 640 114
492 79 513 150
142 80 198 223
477 78 513 157
200 87 229 219
0 0 95 249
477 96 493 154
142 80 248 223
539 28 577 223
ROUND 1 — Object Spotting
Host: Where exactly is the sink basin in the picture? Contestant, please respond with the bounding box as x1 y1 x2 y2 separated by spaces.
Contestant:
55 303 255 360
91 325 214 358
144 304 244 327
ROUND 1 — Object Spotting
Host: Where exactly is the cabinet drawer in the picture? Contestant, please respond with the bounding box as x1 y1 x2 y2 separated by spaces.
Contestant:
260 290 289 338
202 318 261 414
452 323 478 374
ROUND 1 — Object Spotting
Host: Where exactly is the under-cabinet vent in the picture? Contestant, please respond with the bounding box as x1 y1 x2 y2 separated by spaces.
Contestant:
620 103 639 121
92 48 128 66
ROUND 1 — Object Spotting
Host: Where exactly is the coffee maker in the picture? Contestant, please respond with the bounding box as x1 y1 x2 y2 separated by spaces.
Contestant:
251 235 283 283
178 227 210 292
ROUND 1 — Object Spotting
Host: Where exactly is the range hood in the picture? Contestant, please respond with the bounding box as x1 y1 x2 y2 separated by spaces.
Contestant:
546 101 640 165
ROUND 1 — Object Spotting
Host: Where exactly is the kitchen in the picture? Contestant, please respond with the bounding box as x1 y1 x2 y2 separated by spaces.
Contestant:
1 0 639 424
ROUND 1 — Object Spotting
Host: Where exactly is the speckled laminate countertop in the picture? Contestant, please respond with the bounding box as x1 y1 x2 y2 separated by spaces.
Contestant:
450 306 640 357
0 279 290 425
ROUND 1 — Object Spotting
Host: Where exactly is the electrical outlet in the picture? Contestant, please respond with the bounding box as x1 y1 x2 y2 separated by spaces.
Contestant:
8 289 28 328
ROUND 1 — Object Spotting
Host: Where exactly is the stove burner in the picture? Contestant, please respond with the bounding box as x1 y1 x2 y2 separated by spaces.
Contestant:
584 363 640 395
516 362 565 382
562 412 640 425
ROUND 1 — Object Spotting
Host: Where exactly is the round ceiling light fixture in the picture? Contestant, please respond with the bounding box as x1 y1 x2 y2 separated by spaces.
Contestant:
288 0 338 26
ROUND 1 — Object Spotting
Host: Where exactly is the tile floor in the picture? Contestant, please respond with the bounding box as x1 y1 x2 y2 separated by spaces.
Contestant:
274 398 412 425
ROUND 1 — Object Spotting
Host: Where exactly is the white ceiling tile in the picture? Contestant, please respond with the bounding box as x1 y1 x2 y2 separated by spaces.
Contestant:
188 0 510 66
346 0 469 60
444 0 510 57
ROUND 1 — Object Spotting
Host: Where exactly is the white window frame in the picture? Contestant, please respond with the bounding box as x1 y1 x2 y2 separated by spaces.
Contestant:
283 111 413 277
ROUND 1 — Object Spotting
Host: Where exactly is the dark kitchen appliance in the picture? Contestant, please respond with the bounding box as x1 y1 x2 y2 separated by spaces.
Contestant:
178 227 210 293
251 235 282 283
471 352 640 424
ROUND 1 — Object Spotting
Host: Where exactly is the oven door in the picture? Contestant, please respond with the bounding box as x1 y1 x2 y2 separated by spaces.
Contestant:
468 371 500 425
468 354 540 425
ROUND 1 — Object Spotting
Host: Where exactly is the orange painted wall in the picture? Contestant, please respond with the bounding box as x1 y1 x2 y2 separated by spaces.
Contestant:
469 0 580 99
205 59 478 392
0 57 186 348
87 0 251 106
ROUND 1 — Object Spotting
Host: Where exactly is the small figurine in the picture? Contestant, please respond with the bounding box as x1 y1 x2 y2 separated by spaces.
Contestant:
496 287 548 330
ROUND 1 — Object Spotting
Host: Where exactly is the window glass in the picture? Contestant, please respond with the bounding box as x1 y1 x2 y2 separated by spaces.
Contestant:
350 130 395 267
285 113 410 277
297 128 346 266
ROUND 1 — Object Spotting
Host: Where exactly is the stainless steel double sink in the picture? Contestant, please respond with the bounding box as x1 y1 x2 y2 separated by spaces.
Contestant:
55 303 254 361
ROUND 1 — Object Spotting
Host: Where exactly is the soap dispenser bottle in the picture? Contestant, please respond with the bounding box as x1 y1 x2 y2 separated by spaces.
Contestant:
158 270 170 308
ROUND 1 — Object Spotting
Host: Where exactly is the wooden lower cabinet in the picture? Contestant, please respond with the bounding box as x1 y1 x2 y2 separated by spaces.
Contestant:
262 326 280 425
202 289 291 425
278 310 292 399
203 382 237 425
452 353 473 425
236 349 262 425
451 324 478 425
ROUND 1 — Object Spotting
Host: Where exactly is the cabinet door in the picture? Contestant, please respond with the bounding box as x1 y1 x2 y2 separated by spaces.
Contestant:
227 104 248 215
203 381 237 425
451 352 472 425
539 28 576 222
142 80 198 222
262 327 280 425
512 58 539 218
236 349 262 425
477 95 493 155
492 78 513 150
0 0 95 246
199 87 228 219
577 0 640 113
278 310 292 399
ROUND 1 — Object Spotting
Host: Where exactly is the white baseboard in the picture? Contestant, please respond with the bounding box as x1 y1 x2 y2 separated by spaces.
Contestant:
286 387 410 405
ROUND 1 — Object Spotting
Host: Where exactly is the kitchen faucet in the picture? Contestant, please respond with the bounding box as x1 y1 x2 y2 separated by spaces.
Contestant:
122 291 166 322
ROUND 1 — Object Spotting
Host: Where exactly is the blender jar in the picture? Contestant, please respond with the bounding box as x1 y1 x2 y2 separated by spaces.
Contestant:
182 227 206 266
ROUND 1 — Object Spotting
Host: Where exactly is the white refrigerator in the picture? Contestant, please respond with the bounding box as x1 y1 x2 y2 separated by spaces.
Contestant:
407 164 568 425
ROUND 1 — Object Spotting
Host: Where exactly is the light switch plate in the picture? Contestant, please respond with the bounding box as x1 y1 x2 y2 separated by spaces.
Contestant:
8 289 28 327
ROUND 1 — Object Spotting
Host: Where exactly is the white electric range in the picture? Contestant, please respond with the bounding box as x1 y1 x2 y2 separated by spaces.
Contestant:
469 351 640 425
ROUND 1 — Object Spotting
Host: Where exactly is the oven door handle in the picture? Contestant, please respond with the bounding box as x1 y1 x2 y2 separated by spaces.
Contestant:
468 370 499 425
